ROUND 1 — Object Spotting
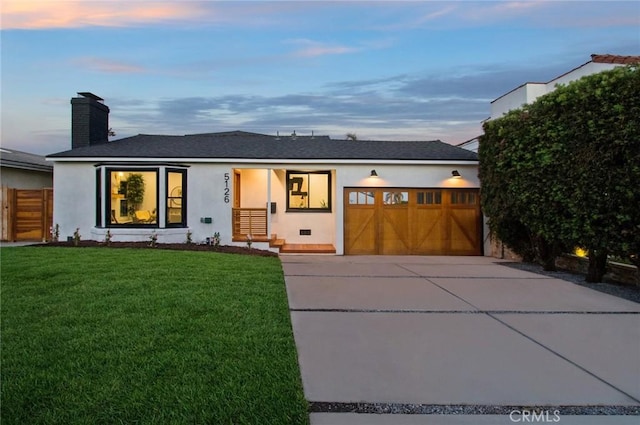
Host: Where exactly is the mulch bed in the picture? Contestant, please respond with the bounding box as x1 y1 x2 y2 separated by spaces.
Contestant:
33 241 279 257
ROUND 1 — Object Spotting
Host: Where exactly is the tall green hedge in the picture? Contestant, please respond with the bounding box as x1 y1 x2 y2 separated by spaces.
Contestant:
479 65 640 282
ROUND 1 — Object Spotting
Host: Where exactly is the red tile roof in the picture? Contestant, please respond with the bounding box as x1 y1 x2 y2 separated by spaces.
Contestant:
591 54 640 64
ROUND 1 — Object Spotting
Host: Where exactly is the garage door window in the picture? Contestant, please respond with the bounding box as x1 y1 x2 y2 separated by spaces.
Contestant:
417 190 442 205
349 191 375 205
451 191 477 205
383 191 408 205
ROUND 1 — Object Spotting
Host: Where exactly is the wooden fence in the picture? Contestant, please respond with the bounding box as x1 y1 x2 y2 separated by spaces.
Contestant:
232 208 268 239
1 186 53 242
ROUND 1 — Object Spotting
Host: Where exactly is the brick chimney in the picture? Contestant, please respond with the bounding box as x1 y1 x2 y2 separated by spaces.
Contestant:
71 92 110 149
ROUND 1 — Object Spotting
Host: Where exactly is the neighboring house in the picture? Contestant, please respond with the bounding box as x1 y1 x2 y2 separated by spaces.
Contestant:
457 54 640 154
48 92 482 255
0 147 53 189
0 148 54 241
476 53 640 258
491 53 640 120
456 136 480 153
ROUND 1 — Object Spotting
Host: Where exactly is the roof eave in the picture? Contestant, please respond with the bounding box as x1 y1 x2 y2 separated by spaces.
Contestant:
1 162 54 172
49 156 478 165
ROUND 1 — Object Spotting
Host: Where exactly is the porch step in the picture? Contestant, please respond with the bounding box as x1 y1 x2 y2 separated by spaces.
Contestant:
270 238 286 248
235 233 336 254
279 243 336 254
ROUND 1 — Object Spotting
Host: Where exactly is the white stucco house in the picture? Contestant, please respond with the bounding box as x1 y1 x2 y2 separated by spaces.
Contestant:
491 53 640 121
48 92 483 255
458 54 640 154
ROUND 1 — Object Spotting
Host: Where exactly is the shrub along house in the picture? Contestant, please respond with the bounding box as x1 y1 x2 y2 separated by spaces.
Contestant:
48 92 482 255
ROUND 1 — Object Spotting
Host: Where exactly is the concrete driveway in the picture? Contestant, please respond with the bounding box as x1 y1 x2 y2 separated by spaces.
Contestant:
282 256 640 425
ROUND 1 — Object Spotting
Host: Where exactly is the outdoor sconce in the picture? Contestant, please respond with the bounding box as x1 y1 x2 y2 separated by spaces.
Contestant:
451 170 462 178
370 169 378 177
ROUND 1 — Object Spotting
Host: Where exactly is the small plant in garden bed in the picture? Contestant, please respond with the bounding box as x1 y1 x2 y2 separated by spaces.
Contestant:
73 228 81 246
104 230 112 246
148 232 158 247
50 224 60 242
39 240 278 257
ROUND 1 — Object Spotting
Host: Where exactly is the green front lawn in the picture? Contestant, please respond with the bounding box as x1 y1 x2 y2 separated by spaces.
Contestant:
1 247 308 425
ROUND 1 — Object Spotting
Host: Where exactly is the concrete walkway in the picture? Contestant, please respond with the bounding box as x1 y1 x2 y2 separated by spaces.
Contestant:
281 256 640 425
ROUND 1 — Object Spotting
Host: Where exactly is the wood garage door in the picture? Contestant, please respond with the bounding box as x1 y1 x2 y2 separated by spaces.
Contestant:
344 188 482 255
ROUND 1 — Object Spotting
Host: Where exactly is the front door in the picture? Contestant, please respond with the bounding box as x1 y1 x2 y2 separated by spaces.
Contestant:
233 171 241 208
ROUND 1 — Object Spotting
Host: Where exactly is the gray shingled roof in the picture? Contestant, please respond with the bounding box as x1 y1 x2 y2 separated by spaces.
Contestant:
48 131 478 161
1 148 53 172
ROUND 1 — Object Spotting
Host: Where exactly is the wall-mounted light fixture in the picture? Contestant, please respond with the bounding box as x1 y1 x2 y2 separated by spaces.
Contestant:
451 170 462 178
370 169 378 177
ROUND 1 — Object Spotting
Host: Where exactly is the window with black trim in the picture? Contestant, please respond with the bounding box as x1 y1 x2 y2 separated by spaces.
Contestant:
96 169 102 226
107 169 158 226
286 171 331 211
166 169 186 227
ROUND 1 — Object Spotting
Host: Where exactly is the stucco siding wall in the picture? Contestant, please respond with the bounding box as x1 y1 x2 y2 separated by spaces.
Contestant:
186 164 233 245
491 84 530 118
338 163 479 189
526 84 549 104
492 62 622 120
550 62 618 88
53 163 97 241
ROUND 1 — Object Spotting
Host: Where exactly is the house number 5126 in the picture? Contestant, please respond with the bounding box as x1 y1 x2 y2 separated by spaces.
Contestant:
224 173 230 203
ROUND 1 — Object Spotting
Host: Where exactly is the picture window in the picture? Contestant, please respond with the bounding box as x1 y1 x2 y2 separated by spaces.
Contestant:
286 171 331 212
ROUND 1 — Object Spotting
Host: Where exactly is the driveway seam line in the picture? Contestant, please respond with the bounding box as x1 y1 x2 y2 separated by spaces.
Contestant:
285 274 550 279
396 263 640 405
307 401 640 415
486 312 640 405
396 264 479 310
289 308 639 315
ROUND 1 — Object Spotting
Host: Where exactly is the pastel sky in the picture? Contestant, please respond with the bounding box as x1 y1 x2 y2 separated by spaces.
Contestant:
2 0 639 155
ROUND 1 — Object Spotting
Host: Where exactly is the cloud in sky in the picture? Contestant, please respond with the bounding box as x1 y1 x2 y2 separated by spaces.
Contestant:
107 63 523 143
2 0 206 29
2 0 339 30
285 39 360 58
73 57 147 74
7 0 636 31
2 1 638 155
